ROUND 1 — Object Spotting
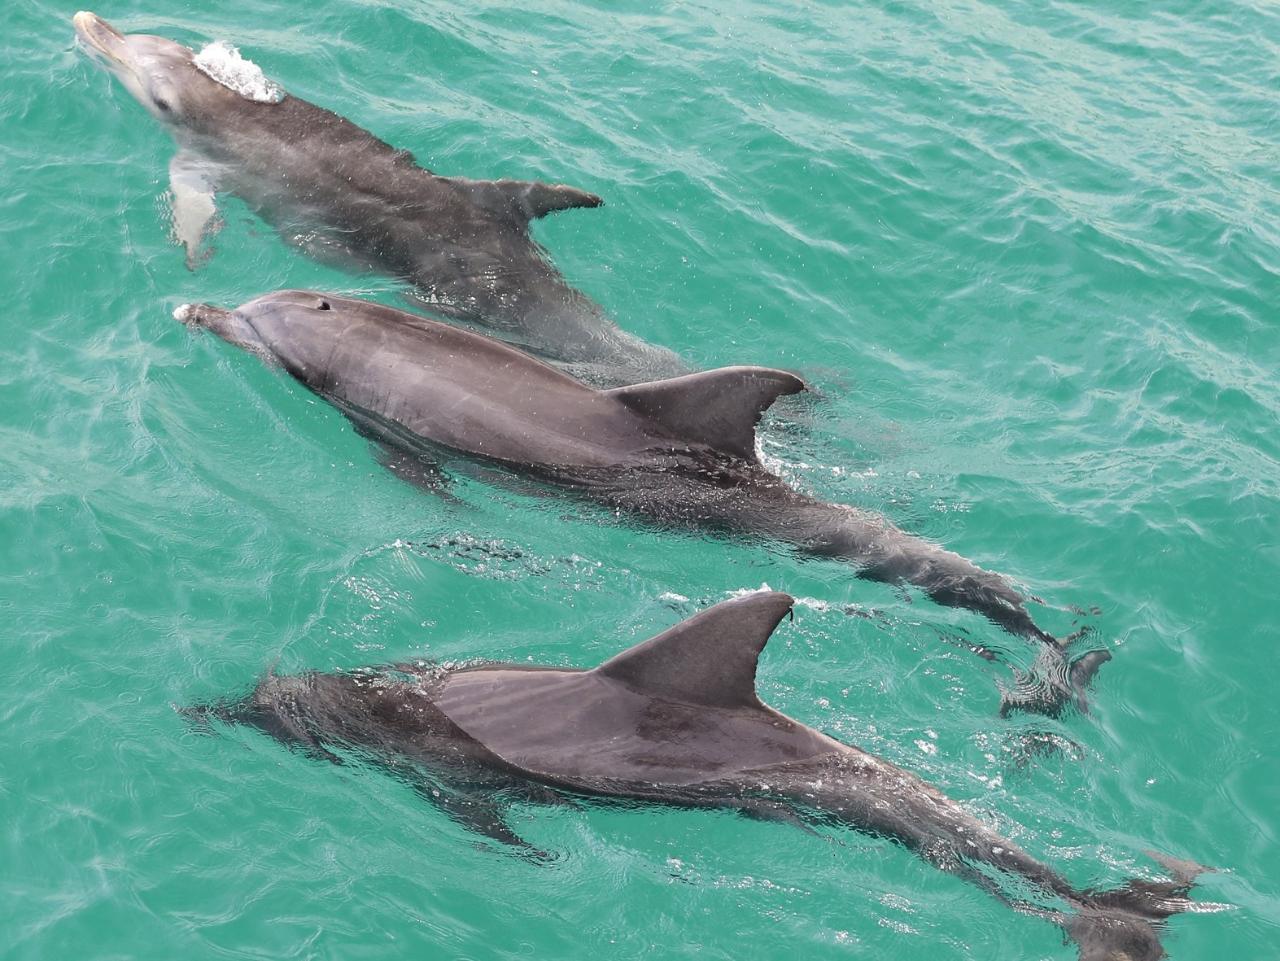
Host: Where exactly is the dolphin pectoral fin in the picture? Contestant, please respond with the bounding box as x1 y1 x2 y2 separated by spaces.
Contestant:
735 798 820 836
345 415 460 502
606 367 807 462
448 176 603 224
168 151 221 269
371 442 459 501
507 781 580 809
414 781 547 860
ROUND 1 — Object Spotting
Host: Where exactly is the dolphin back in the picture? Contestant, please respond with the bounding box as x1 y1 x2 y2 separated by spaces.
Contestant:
434 593 838 788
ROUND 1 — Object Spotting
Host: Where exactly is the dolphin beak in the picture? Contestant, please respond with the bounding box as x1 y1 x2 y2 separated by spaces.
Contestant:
174 303 231 328
175 303 273 359
73 12 130 67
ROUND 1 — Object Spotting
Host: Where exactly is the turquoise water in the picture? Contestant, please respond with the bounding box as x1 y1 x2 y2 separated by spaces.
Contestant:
4 0 1278 957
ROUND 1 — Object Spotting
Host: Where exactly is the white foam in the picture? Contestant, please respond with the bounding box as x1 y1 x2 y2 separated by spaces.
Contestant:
725 585 854 617
193 41 284 103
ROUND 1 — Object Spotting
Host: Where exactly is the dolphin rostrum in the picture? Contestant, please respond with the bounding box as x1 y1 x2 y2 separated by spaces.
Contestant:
72 12 685 386
177 291 1109 714
195 592 1209 961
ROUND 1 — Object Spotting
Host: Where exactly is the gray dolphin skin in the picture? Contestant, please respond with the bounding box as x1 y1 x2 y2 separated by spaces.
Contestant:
196 592 1207 961
177 290 1108 715
72 12 685 386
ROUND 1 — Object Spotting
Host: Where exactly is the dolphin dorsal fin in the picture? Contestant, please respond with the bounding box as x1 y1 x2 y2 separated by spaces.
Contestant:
452 177 604 223
594 592 795 709
607 367 806 461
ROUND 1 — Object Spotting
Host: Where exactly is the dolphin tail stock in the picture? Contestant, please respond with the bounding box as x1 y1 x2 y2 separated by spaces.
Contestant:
521 296 693 388
764 489 1052 642
1066 852 1212 961
774 494 1117 718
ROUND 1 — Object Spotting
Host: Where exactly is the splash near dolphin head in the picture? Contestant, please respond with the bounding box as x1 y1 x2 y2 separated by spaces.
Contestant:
193 41 284 103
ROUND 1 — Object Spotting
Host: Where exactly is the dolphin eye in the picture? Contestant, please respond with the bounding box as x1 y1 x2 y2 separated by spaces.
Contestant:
317 300 331 311
154 97 172 113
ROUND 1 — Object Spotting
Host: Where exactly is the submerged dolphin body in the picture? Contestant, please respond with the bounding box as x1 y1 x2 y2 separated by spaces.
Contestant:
178 291 1107 714
72 12 685 386
197 593 1207 961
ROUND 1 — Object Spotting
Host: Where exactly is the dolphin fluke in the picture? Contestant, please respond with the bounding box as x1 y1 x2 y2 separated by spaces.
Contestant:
1068 648 1112 712
999 642 1112 718
1067 853 1211 961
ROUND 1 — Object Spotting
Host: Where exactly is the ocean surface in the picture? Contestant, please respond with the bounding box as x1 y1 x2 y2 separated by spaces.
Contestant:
4 1 1278 958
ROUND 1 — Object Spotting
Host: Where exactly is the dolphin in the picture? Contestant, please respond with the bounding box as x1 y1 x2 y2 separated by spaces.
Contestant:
194 592 1210 961
177 290 1109 715
71 12 685 386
